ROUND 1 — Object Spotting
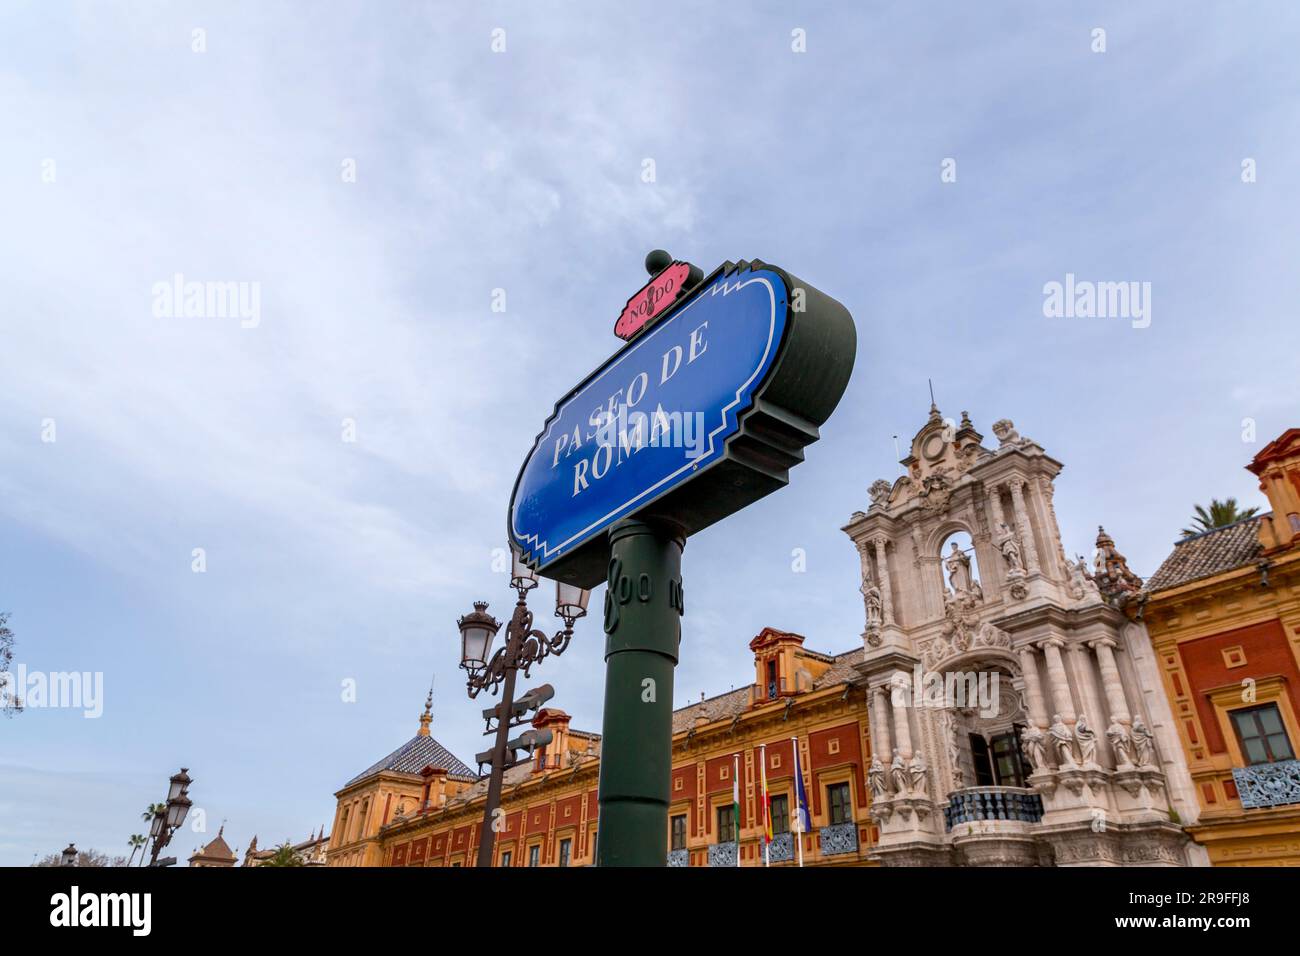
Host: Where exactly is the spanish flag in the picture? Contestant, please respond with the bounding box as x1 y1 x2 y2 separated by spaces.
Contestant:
759 743 773 866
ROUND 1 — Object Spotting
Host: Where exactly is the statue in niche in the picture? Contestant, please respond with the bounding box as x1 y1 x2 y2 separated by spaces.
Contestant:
908 752 929 797
863 584 883 628
1048 714 1077 768
1107 716 1135 768
996 522 1025 574
1130 716 1156 768
1020 722 1048 771
1074 714 1098 766
868 753 890 798
945 541 974 594
890 749 909 794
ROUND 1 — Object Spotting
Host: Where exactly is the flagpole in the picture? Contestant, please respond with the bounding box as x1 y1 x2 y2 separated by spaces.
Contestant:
734 752 742 868
761 743 770 868
792 735 805 868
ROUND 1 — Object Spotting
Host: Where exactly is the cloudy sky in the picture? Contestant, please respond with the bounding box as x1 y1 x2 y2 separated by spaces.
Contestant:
2 2 1297 865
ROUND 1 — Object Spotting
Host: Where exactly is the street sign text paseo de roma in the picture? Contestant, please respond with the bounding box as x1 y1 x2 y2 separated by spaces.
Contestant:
509 259 856 588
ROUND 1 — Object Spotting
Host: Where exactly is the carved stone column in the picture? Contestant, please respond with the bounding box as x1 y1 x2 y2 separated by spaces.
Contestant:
1040 638 1076 723
1070 642 1110 764
870 687 893 762
1091 638 1131 724
987 484 1007 530
1008 478 1040 574
872 536 896 627
890 675 914 759
1017 645 1049 728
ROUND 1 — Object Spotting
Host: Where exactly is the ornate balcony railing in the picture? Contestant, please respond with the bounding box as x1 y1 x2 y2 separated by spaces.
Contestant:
667 848 690 867
1233 759 1300 809
943 787 1045 831
766 831 794 863
707 841 738 867
819 822 858 856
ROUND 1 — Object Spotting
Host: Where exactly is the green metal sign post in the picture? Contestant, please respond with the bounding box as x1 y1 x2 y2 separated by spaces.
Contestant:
509 252 856 866
595 519 685 866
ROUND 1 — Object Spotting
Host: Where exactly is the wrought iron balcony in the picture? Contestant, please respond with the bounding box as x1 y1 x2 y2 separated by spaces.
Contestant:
943 787 1044 831
819 822 858 856
766 831 794 863
667 848 689 867
707 841 738 867
1233 759 1300 809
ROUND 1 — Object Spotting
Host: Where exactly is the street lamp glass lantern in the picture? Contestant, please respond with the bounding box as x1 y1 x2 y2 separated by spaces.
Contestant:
61 844 77 866
555 581 590 624
510 550 539 593
166 794 192 830
149 811 165 839
167 768 192 802
458 601 501 671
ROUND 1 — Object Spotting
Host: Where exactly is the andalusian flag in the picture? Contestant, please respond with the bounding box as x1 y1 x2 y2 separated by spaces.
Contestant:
759 743 773 866
732 753 742 867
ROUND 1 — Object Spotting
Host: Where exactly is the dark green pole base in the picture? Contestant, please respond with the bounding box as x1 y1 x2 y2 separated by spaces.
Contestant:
595 518 684 867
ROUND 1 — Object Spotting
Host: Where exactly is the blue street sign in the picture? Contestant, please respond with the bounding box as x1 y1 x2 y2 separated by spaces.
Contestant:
508 258 856 587
512 267 788 566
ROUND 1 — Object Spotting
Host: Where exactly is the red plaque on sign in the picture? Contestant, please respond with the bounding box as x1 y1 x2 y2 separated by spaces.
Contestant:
614 261 693 341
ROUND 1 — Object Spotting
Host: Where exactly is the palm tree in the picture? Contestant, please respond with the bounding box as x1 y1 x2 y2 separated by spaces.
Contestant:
1181 498 1260 538
126 834 146 867
263 842 303 867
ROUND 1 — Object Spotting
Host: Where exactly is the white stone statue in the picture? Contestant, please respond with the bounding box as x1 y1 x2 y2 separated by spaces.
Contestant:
1106 716 1135 768
863 584 883 628
945 541 974 593
908 751 929 797
890 748 909 794
1020 722 1047 771
869 479 892 509
996 522 1025 573
1048 714 1077 768
868 753 889 799
1074 714 1098 766
1131 716 1156 768
991 418 1021 447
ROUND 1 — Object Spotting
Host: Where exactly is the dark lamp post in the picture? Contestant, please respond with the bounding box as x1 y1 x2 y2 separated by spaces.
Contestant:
458 557 588 867
147 766 193 866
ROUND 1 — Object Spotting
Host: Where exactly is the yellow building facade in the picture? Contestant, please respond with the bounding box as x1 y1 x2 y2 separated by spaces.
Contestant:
1140 428 1300 865
329 629 877 867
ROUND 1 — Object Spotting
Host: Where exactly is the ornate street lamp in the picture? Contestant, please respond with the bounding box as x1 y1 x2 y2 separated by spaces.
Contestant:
458 554 589 867
60 844 77 867
147 766 193 867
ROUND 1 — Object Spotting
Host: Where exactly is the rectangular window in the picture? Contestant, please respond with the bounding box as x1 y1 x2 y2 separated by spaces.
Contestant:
770 794 790 834
528 845 540 867
827 782 852 825
1231 703 1296 765
670 814 687 850
716 805 736 843
991 730 1028 787
558 838 571 867
500 850 511 867
969 733 995 786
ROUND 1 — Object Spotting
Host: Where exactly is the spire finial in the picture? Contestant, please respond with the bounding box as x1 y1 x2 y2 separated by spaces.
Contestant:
418 684 433 737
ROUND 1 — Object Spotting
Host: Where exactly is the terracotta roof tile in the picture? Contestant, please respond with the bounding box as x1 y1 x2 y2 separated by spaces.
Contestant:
1146 515 1267 593
345 733 477 788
